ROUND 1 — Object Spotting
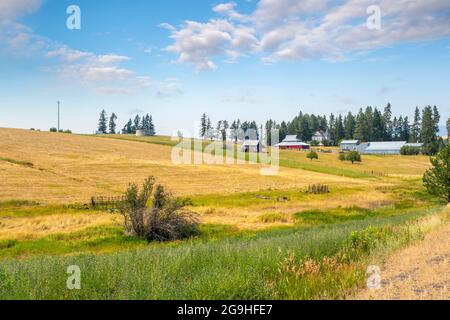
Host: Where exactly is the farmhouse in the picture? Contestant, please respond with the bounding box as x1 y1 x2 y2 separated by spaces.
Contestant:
312 131 330 145
340 140 361 152
241 140 262 153
276 135 311 150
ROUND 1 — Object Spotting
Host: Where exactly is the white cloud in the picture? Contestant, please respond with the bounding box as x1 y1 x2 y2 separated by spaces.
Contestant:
0 3 183 98
0 0 42 20
162 0 450 70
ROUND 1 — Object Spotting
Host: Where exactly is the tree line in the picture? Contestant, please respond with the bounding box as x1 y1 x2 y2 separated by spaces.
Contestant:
266 104 447 154
199 104 448 155
199 113 261 143
97 110 155 136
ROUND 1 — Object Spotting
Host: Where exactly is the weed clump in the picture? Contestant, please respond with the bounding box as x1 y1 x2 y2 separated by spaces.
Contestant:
118 176 199 242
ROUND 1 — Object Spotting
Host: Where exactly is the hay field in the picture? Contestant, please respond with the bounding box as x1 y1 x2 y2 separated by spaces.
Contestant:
0 127 437 259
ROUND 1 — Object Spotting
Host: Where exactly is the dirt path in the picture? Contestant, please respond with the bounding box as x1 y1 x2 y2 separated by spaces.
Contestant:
356 222 450 300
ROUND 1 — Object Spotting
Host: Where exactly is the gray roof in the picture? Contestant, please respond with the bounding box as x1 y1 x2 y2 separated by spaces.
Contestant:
364 141 406 151
341 140 360 145
276 141 310 147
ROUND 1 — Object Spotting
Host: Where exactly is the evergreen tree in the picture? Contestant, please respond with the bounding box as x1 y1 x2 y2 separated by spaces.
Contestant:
364 107 374 141
108 113 117 134
421 106 438 155
335 115 345 143
344 112 356 139
433 106 441 134
122 119 133 134
401 117 411 142
423 145 450 203
410 107 421 143
383 103 393 140
447 118 450 142
97 110 108 134
148 115 155 135
222 120 229 142
200 113 207 138
328 114 336 144
372 108 384 141
354 109 368 141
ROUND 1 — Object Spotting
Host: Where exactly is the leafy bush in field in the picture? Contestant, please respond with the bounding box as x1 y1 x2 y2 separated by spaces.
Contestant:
401 146 421 155
306 151 319 161
118 176 199 242
338 151 362 164
49 127 57 132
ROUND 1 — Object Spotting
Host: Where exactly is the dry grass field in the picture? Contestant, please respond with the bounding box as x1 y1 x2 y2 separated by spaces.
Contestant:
0 127 435 246
0 127 447 300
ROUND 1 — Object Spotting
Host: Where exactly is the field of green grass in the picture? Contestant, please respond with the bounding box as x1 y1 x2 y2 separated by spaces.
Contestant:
0 128 447 300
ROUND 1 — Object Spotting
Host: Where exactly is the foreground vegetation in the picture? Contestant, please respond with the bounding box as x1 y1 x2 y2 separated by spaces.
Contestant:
0 206 447 299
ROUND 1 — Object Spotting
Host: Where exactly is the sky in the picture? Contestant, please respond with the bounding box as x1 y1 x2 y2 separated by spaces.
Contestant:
0 0 449 136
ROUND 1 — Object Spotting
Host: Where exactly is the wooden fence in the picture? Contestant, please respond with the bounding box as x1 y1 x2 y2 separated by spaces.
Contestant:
91 196 126 209
306 184 330 194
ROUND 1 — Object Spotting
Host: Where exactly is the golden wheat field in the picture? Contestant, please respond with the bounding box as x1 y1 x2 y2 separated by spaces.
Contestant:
0 127 435 257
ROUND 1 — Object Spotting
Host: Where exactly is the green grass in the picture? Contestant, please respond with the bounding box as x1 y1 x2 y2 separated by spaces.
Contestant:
0 226 148 259
0 201 92 218
0 206 445 300
0 157 34 168
190 187 359 208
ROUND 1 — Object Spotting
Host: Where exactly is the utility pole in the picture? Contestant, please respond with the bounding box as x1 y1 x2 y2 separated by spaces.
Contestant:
57 101 60 132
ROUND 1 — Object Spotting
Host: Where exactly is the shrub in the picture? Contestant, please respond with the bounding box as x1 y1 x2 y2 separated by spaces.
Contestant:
401 146 421 155
338 151 362 164
306 151 319 161
64 130 72 134
346 151 362 164
118 176 199 242
49 127 57 132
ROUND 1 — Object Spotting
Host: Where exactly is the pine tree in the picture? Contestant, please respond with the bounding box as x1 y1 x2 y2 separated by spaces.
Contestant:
222 120 229 142
335 115 345 143
433 106 440 134
97 110 108 134
133 115 141 133
447 118 450 142
364 107 374 141
108 113 117 134
344 112 355 139
372 108 384 141
148 115 155 136
401 117 410 142
328 113 336 144
200 113 207 138
122 119 133 134
423 145 450 202
421 106 438 155
410 107 421 143
383 103 393 141
354 109 368 142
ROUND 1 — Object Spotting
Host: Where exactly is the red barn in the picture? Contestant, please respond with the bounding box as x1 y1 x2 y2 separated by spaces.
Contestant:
276 135 311 150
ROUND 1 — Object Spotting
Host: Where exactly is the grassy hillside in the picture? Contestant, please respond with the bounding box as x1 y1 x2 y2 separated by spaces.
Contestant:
0 128 446 300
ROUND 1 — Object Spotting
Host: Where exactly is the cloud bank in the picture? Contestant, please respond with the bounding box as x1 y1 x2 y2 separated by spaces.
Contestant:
162 0 450 70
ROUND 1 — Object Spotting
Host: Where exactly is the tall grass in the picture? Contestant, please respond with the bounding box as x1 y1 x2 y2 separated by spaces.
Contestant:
0 207 445 300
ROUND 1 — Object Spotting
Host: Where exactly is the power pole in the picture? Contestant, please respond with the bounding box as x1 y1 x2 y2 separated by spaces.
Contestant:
57 101 60 132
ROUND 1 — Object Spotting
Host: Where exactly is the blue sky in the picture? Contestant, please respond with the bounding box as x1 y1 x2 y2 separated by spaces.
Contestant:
0 0 449 135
